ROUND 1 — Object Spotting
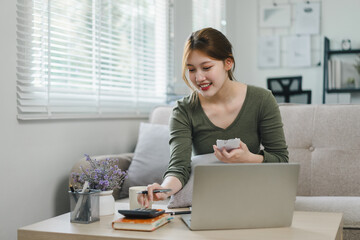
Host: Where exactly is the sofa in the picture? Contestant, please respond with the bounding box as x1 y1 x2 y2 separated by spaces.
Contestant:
70 104 360 240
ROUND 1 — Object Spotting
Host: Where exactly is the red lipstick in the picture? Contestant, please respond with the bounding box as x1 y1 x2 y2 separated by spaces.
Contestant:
200 83 212 91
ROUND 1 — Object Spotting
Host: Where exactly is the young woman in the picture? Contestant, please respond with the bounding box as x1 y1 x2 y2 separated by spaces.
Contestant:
138 27 288 207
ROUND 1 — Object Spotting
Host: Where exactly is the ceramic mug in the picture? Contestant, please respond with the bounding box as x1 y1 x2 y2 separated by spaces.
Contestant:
129 186 152 210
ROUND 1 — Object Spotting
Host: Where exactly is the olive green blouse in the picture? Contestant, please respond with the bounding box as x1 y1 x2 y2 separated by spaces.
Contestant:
163 85 289 187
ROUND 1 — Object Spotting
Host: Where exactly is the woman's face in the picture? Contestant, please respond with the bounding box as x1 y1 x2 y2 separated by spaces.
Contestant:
186 50 232 98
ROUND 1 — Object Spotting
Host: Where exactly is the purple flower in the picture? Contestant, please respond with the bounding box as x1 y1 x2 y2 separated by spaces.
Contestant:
71 154 128 191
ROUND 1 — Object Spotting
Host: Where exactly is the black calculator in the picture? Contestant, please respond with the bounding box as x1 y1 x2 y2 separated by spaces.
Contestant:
118 208 165 219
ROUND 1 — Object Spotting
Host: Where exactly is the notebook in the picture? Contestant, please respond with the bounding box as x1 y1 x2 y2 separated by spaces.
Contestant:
112 213 171 231
181 163 300 230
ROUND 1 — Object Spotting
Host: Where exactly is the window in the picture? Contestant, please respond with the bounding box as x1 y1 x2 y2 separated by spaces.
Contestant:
16 0 174 120
192 0 226 33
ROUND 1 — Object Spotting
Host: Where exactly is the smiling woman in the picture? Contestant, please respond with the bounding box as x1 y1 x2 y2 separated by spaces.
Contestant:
138 27 289 209
182 28 235 93
186 50 233 98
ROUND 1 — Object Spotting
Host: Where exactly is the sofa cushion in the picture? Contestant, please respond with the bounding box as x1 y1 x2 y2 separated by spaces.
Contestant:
280 105 315 149
280 104 360 197
287 148 312 196
310 105 360 196
311 149 360 196
295 196 360 228
280 105 315 196
312 105 360 150
167 153 223 208
149 106 173 125
119 122 170 198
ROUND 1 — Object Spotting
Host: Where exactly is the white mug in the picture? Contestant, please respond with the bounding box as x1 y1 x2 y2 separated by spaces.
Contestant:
129 186 152 210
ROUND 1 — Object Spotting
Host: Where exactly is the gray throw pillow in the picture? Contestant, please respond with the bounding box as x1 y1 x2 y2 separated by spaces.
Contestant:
167 153 223 208
119 122 170 198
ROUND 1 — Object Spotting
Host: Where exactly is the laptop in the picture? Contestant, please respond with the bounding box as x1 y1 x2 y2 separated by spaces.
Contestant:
181 163 300 230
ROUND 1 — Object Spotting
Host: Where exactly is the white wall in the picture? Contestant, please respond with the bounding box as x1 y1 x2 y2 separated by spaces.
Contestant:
322 0 360 103
226 0 360 104
173 0 193 95
0 2 144 240
1 1 360 240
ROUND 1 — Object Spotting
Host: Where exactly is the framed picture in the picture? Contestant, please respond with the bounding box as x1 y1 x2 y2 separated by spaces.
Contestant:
294 2 321 34
258 36 280 68
259 4 291 28
284 35 311 67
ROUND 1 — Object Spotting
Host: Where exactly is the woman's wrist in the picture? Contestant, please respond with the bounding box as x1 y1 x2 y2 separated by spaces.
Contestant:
249 152 264 163
161 176 182 196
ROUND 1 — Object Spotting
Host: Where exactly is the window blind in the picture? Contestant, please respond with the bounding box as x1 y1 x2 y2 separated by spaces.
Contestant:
192 0 226 33
16 0 174 120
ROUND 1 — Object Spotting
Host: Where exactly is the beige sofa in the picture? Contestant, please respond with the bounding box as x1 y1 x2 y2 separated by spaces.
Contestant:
71 104 360 240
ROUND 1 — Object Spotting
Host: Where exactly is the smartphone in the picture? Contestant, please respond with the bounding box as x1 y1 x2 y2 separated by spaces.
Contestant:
216 138 241 150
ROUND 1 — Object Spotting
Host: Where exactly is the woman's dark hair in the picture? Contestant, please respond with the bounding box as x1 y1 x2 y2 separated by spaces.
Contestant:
182 27 236 93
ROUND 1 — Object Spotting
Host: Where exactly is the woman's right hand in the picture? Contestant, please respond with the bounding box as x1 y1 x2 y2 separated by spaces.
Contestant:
137 183 169 208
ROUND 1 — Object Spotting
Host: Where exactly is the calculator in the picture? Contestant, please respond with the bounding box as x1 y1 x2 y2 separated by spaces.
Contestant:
118 208 165 219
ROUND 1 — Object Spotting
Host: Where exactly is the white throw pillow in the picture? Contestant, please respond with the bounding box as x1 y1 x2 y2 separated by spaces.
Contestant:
119 122 170 198
167 153 223 208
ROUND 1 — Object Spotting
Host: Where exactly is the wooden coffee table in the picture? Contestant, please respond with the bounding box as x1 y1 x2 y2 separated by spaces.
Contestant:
18 201 343 240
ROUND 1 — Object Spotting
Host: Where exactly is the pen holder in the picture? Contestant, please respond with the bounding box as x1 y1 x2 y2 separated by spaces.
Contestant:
69 189 100 224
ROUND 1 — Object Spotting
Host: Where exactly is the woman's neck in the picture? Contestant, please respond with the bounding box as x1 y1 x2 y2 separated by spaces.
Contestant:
199 80 244 105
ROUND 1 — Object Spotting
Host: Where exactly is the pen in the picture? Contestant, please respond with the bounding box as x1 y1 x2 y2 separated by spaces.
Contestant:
136 189 172 194
69 184 78 202
165 211 191 215
72 181 89 221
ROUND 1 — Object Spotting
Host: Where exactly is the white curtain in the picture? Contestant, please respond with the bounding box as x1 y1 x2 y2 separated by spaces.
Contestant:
16 0 174 120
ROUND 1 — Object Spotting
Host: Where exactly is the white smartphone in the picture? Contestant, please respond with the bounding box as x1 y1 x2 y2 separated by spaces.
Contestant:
216 138 241 151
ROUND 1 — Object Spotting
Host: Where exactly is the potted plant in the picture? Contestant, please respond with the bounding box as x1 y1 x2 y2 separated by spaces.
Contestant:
71 154 128 215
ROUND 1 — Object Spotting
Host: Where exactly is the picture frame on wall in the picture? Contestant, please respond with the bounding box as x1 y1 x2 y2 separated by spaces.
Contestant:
259 4 291 28
257 36 280 68
284 35 311 67
294 2 321 34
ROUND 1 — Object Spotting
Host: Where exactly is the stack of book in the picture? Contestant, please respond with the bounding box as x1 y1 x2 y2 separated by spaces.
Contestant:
112 213 171 232
328 59 360 89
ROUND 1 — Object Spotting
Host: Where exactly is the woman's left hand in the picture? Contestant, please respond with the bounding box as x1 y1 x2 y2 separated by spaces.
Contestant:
213 141 263 163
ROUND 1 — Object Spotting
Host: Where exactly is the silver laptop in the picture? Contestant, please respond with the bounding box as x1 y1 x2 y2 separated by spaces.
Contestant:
181 163 299 230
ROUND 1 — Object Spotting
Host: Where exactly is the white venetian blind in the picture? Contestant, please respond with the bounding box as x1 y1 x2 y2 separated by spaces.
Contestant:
192 0 226 33
16 0 173 120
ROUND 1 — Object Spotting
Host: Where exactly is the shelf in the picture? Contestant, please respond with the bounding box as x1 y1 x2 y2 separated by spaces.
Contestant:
323 37 360 103
328 49 360 55
327 88 360 93
271 90 311 95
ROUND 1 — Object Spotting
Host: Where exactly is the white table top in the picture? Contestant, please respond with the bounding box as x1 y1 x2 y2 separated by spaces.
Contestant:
18 200 343 240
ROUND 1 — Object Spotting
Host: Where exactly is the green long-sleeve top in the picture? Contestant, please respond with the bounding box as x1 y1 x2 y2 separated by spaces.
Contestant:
163 85 289 187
